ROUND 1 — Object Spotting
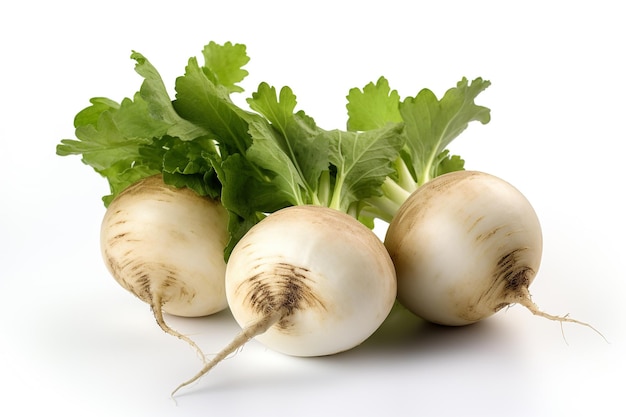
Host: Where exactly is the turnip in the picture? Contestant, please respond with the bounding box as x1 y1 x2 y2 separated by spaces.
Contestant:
346 79 601 334
100 174 230 359
167 78 407 394
171 205 397 394
385 170 600 332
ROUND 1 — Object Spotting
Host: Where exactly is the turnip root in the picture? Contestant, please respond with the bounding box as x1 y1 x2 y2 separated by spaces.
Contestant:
100 175 229 359
385 170 600 332
172 205 397 394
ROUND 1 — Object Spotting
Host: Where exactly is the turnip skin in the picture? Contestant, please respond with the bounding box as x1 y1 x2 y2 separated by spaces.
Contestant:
172 205 397 394
226 205 397 356
100 175 229 357
384 170 596 329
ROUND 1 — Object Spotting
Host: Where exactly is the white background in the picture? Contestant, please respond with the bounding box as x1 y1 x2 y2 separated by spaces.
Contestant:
1 1 624 416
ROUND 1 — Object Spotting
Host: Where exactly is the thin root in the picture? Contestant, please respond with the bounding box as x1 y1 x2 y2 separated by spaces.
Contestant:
516 287 608 343
170 307 287 397
151 297 208 365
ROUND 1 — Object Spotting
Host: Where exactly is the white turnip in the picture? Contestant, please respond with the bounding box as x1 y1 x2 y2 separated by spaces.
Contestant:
172 205 397 394
385 170 600 332
100 174 229 359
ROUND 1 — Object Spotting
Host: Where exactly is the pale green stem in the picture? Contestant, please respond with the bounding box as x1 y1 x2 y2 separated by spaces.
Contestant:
395 157 418 193
382 177 412 207
317 170 331 207
328 173 345 212
359 201 396 224
363 178 412 222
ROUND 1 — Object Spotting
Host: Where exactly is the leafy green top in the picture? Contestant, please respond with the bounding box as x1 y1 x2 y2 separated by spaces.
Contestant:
346 76 491 221
57 40 490 256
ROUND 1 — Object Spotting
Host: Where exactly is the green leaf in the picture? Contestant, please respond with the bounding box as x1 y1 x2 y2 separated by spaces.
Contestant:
401 77 491 185
58 109 154 172
174 57 252 157
248 83 298 129
246 119 308 206
73 97 120 128
101 161 159 206
160 136 221 198
209 152 286 257
130 51 208 141
327 122 405 213
57 105 162 204
346 76 402 131
57 50 224 204
247 83 329 204
434 151 465 177
215 153 289 218
113 93 171 139
201 41 250 94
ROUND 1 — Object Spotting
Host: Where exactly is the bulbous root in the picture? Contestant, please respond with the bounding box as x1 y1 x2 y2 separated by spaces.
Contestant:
171 307 287 397
515 287 608 343
151 295 207 365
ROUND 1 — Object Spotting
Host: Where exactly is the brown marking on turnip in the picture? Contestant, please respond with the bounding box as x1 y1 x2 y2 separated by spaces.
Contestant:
237 262 327 332
475 225 505 243
466 215 485 233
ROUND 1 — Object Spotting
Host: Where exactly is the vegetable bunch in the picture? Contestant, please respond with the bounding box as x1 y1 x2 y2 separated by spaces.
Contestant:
58 41 600 395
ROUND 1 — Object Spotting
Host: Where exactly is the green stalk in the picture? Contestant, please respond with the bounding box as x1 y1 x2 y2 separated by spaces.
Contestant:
316 170 331 207
328 172 346 213
363 177 412 222
328 175 362 221
395 156 418 193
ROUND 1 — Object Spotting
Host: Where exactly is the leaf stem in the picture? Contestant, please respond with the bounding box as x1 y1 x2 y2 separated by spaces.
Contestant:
363 177 412 222
328 171 345 212
395 156 418 193
317 170 331 206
